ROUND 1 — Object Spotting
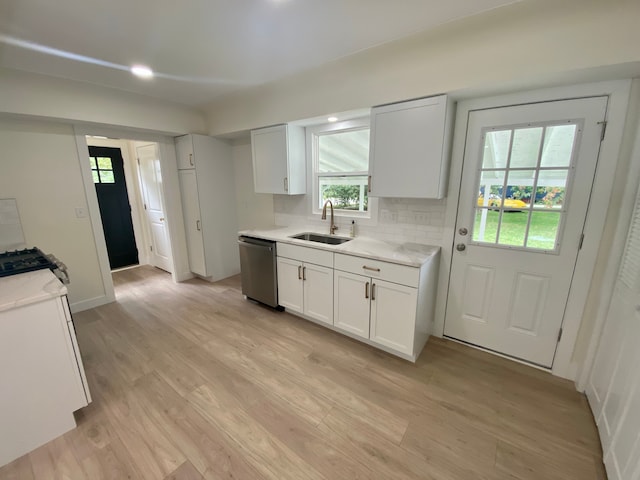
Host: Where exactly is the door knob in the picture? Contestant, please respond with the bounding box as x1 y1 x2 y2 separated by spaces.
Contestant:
458 227 468 236
456 243 466 252
159 217 165 222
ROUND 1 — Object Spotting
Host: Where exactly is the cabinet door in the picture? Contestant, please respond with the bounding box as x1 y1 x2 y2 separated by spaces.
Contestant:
251 125 288 194
277 257 303 314
334 270 370 339
178 170 206 276
303 263 333 326
369 95 448 198
175 135 195 170
369 279 417 356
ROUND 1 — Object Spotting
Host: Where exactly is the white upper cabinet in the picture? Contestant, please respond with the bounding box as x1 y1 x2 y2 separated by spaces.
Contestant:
368 94 454 199
175 134 196 169
251 124 306 195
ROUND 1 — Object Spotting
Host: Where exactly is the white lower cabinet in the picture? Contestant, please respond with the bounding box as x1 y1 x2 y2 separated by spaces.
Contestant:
333 270 371 338
370 279 418 356
333 271 418 356
276 243 439 362
277 244 333 325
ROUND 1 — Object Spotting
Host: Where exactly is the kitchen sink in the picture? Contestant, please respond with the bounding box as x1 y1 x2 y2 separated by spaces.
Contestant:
290 232 352 245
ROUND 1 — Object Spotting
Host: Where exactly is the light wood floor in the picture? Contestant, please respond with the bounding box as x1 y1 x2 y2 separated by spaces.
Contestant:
1 266 606 480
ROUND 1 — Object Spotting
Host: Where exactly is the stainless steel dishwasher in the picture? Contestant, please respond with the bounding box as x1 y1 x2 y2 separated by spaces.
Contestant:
238 236 279 308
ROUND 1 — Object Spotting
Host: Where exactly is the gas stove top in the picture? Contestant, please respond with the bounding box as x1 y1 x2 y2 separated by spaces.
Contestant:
0 248 69 283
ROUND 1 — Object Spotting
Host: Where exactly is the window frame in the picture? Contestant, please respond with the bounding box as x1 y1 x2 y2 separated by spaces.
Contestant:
306 118 378 220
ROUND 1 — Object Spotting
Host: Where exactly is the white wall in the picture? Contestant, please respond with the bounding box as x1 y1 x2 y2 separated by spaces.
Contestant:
204 0 640 136
232 143 275 230
0 68 206 135
0 117 104 308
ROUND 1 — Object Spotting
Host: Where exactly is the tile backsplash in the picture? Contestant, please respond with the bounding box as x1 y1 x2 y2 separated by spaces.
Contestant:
273 196 447 246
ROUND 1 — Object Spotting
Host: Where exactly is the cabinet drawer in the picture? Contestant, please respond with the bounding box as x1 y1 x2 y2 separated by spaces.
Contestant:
277 243 333 268
334 253 418 287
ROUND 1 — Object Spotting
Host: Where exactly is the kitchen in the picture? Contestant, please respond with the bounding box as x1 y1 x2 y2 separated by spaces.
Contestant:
1 0 640 478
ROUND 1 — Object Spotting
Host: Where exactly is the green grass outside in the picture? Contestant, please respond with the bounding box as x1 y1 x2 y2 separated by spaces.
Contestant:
473 209 561 250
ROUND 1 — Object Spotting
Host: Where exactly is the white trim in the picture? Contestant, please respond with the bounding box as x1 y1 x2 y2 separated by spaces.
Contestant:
305 118 379 225
69 294 111 313
73 131 115 305
434 79 632 382
576 81 640 391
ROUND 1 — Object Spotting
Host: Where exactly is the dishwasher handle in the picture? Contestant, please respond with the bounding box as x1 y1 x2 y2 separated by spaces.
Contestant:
238 239 274 252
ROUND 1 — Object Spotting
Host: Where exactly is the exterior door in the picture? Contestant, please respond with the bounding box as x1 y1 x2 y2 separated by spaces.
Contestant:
89 146 138 269
136 143 172 273
444 97 608 367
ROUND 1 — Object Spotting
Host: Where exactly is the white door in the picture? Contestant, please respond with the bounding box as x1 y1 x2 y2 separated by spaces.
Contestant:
445 97 608 367
333 270 370 339
369 279 417 356
136 143 172 273
178 170 206 277
302 263 333 325
277 257 303 314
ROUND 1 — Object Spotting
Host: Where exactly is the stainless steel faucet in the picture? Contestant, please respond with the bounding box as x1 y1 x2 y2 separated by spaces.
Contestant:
321 200 338 235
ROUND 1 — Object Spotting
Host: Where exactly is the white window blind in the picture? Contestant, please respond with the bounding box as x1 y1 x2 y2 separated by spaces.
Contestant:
619 185 640 293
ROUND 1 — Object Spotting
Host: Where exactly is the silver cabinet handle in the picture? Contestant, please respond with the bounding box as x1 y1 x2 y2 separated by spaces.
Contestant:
298 265 302 280
302 266 306 281
196 220 201 231
371 283 376 301
365 281 369 299
284 177 288 192
189 153 194 166
362 265 380 272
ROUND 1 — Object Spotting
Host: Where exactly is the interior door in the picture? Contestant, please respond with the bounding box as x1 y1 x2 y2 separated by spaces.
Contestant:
88 146 138 269
444 97 608 367
136 143 172 273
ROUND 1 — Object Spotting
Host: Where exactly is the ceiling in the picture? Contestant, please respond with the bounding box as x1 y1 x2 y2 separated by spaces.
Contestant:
0 0 520 107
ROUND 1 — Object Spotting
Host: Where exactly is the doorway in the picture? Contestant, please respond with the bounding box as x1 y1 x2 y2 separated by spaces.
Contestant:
85 136 173 279
89 146 139 270
444 97 608 368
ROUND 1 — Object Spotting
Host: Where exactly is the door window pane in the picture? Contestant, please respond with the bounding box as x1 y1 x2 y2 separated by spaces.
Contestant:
497 210 529 247
541 125 576 167
534 169 568 209
473 209 498 243
482 130 511 169
527 212 561 250
478 170 506 207
510 127 542 168
505 170 535 210
97 157 112 170
89 157 97 169
100 170 115 183
92 171 100 183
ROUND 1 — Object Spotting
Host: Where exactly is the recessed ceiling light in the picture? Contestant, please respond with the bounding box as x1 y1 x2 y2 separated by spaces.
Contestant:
327 116 338 122
131 65 154 79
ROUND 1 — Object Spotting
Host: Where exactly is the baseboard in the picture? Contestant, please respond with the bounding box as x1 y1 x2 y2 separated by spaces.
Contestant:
69 295 113 313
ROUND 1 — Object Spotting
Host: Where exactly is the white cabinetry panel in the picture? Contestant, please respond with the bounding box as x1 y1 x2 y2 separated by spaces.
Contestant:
369 95 453 199
333 270 371 338
370 279 417 355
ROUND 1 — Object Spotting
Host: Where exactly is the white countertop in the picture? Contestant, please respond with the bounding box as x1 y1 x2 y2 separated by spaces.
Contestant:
0 269 66 313
239 226 440 267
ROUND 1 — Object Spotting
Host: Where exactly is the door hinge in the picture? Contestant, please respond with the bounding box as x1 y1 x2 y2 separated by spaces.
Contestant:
144 203 147 210
557 328 563 343
579 233 585 250
137 157 140 165
598 120 607 142
150 245 153 252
